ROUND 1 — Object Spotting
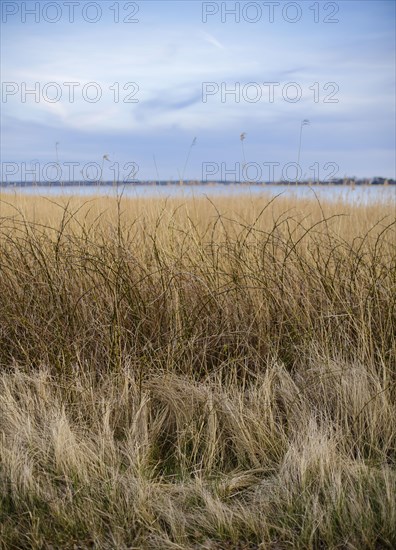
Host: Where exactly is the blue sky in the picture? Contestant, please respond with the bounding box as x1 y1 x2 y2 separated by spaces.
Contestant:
1 0 395 181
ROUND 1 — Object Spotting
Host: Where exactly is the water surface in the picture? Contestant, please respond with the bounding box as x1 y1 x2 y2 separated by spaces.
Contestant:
2 184 395 205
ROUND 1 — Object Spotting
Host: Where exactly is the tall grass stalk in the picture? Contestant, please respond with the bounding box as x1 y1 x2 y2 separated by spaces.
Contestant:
180 137 197 184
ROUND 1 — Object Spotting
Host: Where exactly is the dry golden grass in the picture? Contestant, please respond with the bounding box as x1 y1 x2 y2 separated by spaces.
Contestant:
0 191 395 549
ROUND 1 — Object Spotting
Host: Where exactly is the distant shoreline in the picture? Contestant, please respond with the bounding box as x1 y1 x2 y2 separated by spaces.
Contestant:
1 179 395 188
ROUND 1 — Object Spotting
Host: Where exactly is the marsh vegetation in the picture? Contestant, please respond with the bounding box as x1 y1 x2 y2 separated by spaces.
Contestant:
0 192 395 549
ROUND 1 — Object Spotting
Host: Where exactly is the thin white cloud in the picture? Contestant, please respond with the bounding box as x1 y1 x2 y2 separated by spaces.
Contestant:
200 31 226 51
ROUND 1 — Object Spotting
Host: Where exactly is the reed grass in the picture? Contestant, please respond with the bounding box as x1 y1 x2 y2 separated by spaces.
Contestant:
0 191 395 549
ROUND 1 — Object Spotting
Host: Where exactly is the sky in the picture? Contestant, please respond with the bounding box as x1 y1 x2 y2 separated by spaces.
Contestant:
1 0 395 182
